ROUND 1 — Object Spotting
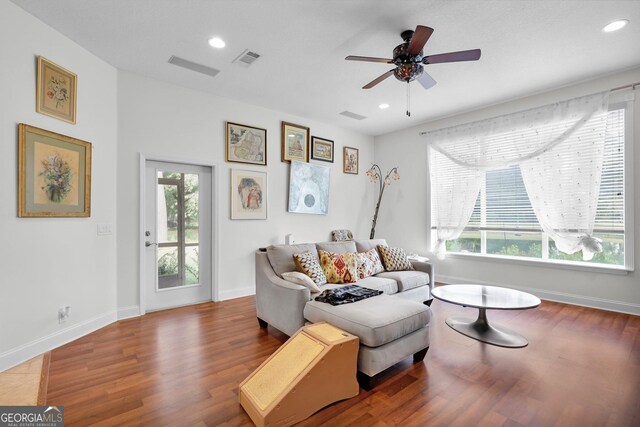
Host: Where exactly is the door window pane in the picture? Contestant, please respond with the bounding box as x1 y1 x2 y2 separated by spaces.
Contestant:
158 183 178 244
185 246 199 285
156 170 201 289
158 247 180 289
184 173 199 244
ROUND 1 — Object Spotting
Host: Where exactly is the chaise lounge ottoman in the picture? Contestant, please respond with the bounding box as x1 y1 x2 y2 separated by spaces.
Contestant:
304 293 431 387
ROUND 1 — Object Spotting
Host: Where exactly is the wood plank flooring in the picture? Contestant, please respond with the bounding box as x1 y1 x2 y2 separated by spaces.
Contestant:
46 296 640 426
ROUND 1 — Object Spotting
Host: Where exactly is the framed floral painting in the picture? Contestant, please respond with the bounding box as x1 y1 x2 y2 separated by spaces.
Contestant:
36 56 77 124
311 136 334 163
281 121 309 163
18 124 91 217
230 169 267 220
343 146 359 174
226 122 267 165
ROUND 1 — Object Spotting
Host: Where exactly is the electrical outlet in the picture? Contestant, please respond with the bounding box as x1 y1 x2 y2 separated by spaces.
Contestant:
97 224 112 236
58 306 70 323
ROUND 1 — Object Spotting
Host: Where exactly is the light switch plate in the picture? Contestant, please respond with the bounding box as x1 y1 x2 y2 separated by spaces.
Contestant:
97 223 113 235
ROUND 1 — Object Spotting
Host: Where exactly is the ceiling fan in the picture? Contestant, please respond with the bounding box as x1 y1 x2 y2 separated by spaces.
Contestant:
346 25 481 115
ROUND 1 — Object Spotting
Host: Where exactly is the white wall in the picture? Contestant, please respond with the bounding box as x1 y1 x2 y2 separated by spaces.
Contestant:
0 2 118 370
374 67 640 314
117 71 375 310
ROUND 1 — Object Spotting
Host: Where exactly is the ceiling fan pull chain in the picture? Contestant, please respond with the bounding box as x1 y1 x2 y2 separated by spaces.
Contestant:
406 82 411 117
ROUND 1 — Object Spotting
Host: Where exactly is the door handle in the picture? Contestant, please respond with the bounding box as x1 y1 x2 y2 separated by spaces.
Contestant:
145 241 157 247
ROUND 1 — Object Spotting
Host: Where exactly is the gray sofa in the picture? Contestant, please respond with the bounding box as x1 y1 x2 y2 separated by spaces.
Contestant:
255 238 435 384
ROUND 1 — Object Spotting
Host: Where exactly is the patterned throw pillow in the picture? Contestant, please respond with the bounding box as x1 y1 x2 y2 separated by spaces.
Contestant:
293 252 327 285
356 248 384 279
377 245 414 271
318 250 358 284
331 229 353 241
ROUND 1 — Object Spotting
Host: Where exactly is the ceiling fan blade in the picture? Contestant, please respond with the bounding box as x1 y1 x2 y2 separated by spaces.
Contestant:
423 49 481 64
416 70 437 90
345 55 393 63
407 25 434 56
363 69 395 89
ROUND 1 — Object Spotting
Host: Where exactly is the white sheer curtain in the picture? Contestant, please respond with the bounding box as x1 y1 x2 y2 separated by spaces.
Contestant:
425 91 610 260
429 151 482 259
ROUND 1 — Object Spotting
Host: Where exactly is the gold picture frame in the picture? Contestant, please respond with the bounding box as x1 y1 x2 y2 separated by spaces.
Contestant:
226 121 267 165
36 56 77 124
18 124 91 217
343 146 359 174
281 121 309 163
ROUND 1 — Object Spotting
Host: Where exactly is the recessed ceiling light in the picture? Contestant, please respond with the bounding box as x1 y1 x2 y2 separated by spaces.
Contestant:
379 103 390 109
602 20 629 33
208 37 226 48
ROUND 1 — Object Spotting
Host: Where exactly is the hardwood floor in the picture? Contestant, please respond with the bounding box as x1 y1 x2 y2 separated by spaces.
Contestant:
46 296 640 426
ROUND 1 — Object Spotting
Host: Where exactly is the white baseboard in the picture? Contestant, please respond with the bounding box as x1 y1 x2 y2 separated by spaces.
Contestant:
117 305 141 320
0 310 117 373
437 274 640 316
218 286 255 301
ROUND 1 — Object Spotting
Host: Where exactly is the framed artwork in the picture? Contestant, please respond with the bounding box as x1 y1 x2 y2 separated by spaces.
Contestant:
343 146 359 174
230 169 267 220
288 160 330 215
36 56 77 124
226 122 267 165
310 136 334 163
281 121 309 163
18 124 91 217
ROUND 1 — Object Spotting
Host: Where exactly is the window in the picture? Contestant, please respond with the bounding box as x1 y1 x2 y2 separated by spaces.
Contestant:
157 171 200 288
433 107 631 269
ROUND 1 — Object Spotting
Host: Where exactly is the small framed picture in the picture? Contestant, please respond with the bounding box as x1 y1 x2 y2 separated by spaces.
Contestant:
311 136 334 163
230 169 267 220
281 121 309 163
36 56 77 124
226 122 267 165
343 146 359 174
18 124 91 217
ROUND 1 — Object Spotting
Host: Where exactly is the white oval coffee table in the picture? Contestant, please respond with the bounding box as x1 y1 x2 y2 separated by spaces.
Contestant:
432 284 541 348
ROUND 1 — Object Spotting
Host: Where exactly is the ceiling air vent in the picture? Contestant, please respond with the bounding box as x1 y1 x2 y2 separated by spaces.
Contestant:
339 111 367 121
233 49 261 67
168 56 220 77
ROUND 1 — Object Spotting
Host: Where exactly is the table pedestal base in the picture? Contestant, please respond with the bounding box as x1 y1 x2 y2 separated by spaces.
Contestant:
446 308 528 348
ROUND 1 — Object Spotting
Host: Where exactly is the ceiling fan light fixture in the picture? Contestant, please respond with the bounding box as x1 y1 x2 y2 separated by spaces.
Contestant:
378 103 390 109
602 19 628 33
208 37 226 48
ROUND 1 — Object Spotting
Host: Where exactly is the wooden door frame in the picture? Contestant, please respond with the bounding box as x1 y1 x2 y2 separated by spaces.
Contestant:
139 153 219 315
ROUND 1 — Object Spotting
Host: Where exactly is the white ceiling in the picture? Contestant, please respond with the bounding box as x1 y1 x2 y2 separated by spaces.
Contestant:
12 0 640 136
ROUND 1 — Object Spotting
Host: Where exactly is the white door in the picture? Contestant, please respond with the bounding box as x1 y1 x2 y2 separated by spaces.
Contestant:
143 160 212 312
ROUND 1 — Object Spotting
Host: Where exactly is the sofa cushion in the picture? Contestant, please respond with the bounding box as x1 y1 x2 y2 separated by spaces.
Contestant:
355 238 388 253
304 294 430 347
357 276 398 295
375 271 429 292
378 245 414 271
356 248 384 279
316 241 357 254
267 243 317 277
318 250 358 284
293 251 327 285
